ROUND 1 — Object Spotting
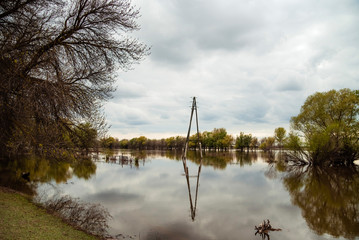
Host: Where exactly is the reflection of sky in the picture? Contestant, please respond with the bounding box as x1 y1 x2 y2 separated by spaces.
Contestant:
37 153 347 240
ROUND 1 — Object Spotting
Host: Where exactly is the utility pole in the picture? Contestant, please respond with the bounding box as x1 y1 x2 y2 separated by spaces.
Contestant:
182 97 203 221
182 97 203 161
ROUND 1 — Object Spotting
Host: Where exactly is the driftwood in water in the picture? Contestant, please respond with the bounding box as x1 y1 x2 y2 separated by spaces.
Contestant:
255 219 281 240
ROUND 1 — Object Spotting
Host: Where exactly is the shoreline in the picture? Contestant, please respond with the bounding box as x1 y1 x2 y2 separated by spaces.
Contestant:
0 186 99 240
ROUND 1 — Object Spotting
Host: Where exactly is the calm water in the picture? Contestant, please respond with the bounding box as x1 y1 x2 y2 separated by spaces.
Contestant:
2 150 359 240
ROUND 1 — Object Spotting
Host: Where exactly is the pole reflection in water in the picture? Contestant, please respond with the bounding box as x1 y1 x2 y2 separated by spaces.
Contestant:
182 97 203 221
182 155 202 221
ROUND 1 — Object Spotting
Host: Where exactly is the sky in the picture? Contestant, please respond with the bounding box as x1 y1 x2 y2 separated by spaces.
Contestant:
104 0 359 140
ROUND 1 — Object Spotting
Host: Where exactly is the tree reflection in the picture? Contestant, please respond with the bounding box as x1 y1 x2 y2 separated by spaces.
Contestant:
100 149 281 171
121 149 264 169
97 149 283 171
72 158 97 180
0 156 97 194
281 164 359 239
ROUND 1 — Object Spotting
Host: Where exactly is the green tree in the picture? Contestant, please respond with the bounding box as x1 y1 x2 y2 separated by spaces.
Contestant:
250 137 259 150
166 137 176 150
72 123 97 154
243 134 252 151
202 131 215 150
188 134 199 149
274 127 286 149
290 89 359 165
235 132 252 152
137 136 147 150
283 131 309 164
119 139 129 149
259 137 275 152
284 132 302 152
100 137 116 149
128 138 138 149
221 134 234 150
212 128 228 150
174 136 185 150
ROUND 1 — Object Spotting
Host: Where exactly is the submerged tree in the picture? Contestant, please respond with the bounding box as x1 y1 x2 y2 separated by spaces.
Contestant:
290 89 359 166
0 0 149 156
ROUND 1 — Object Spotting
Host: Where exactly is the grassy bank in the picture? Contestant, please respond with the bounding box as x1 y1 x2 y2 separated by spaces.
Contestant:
0 187 98 240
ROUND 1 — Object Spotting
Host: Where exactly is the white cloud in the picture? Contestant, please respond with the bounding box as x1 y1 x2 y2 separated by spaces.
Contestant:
105 0 359 139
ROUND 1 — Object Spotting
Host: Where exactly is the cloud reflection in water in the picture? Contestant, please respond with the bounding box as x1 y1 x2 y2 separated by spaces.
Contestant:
36 150 356 240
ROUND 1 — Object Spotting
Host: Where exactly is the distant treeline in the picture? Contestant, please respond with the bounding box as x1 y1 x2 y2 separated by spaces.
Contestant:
94 89 359 167
99 127 287 152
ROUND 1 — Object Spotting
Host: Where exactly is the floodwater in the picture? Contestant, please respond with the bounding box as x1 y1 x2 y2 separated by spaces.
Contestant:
2 150 359 240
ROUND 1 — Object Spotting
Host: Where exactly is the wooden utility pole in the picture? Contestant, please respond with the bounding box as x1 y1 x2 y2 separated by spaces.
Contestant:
182 97 203 221
182 97 203 160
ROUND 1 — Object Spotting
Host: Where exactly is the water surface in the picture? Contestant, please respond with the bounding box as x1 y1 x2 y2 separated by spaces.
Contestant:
3 150 359 240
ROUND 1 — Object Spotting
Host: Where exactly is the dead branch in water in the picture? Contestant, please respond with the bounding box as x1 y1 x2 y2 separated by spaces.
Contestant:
255 219 282 240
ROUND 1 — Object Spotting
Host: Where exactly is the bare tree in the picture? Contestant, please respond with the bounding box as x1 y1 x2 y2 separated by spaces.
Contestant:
0 0 149 155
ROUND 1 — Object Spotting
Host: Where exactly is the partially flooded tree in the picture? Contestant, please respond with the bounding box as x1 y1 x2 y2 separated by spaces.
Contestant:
274 127 286 149
259 137 275 152
0 0 149 156
290 89 359 166
250 137 259 151
212 128 230 150
235 132 252 152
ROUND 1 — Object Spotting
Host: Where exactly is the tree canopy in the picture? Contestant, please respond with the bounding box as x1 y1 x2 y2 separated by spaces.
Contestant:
0 0 149 156
290 89 359 165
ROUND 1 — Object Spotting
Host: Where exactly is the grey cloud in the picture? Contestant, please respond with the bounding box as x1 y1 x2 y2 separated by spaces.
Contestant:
136 0 270 66
151 39 195 66
160 113 170 120
106 0 359 139
201 111 221 122
125 118 150 126
111 79 148 100
235 108 268 123
138 0 359 64
112 87 143 100
277 81 303 92
232 98 271 124
275 70 305 92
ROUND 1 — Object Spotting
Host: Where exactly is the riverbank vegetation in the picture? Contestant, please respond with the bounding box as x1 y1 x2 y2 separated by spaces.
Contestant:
35 194 111 238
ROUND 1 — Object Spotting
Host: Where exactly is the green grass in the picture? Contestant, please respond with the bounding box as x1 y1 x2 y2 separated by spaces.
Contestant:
0 187 98 240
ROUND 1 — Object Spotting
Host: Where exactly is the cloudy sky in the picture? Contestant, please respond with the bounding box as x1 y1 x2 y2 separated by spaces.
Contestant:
104 0 359 140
